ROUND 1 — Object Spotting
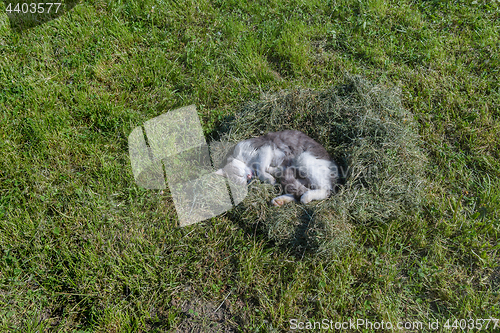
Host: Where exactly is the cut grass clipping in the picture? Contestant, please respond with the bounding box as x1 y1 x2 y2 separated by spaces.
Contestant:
213 76 428 257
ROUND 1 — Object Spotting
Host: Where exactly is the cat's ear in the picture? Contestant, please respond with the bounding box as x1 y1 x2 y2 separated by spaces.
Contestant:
214 168 226 177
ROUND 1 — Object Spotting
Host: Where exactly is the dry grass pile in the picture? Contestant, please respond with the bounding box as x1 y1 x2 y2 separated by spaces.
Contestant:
215 76 428 257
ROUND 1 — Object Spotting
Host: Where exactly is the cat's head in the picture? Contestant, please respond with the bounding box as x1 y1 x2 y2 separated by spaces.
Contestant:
215 157 253 185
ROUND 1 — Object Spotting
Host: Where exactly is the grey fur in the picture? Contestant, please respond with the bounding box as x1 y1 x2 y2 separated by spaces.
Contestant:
247 130 332 161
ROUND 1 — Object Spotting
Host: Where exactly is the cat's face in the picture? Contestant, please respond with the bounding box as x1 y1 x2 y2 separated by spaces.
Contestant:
215 158 253 185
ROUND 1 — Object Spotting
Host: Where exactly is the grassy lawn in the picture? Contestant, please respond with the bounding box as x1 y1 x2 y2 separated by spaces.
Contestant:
0 0 499 331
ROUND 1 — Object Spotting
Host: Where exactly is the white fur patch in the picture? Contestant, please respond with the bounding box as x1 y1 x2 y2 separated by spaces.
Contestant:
295 152 334 191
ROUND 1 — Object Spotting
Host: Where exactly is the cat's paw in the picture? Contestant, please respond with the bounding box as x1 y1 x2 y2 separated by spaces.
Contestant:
300 189 329 204
300 191 316 204
300 195 312 204
271 198 285 206
260 174 276 185
271 194 296 206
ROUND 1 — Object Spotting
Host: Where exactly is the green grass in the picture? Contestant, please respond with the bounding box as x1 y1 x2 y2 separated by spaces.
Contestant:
0 0 499 331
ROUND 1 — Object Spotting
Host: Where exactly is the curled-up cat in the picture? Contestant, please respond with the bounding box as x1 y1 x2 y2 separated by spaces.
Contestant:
215 130 339 206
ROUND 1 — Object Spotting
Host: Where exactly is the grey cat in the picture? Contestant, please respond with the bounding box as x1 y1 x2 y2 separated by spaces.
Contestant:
215 130 338 205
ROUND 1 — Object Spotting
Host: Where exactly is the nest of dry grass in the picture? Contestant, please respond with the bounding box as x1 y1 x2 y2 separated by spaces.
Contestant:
214 76 428 257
